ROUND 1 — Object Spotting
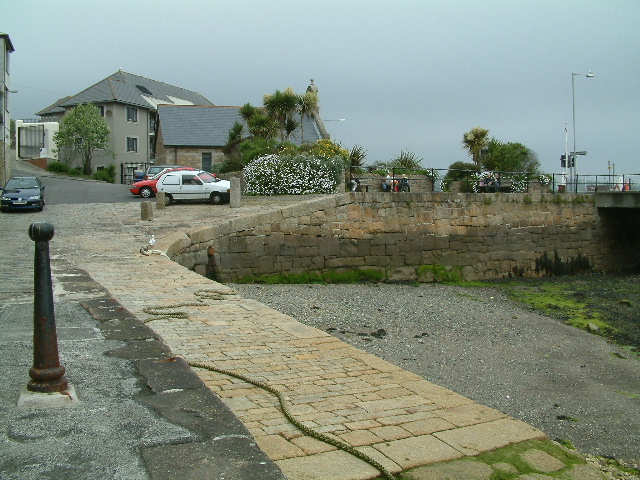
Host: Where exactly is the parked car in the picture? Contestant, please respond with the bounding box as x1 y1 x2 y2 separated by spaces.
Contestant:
1 176 45 212
144 164 190 180
156 170 230 205
130 167 196 198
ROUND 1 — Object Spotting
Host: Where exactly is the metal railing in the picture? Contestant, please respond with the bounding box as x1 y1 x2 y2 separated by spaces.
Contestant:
550 173 639 193
348 167 640 194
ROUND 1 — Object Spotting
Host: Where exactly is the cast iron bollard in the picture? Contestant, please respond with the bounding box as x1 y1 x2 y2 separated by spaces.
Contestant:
27 222 68 393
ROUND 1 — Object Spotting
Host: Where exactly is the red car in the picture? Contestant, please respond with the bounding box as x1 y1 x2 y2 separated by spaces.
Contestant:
130 167 196 198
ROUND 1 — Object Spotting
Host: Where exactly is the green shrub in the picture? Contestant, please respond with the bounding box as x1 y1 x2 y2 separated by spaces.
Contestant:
442 161 479 192
93 165 116 183
47 161 71 174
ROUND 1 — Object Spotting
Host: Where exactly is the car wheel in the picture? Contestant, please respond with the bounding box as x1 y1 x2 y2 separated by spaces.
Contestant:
210 192 223 205
140 186 154 198
165 194 174 206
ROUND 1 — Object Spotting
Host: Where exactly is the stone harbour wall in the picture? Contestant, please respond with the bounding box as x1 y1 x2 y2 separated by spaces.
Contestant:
162 191 613 283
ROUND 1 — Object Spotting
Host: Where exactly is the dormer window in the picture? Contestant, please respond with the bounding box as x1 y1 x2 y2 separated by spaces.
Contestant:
126 106 138 123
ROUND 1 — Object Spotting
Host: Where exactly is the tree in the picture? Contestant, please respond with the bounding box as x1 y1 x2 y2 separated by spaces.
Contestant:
239 103 258 122
53 103 111 175
462 126 489 167
483 139 540 173
263 88 299 142
348 145 367 169
390 150 423 170
247 112 279 140
222 121 245 165
284 117 299 141
443 161 480 192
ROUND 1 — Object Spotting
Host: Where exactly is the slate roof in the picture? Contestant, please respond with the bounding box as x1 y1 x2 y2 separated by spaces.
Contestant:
37 70 213 116
158 105 324 147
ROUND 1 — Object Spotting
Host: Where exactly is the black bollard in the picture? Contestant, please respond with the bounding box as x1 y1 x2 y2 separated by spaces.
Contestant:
27 222 68 393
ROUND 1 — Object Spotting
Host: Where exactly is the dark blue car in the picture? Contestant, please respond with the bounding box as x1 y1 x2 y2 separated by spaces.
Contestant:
1 176 45 212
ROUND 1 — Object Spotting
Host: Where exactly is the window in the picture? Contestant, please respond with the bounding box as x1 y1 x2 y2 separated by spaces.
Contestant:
182 175 201 185
126 106 138 123
161 175 179 185
126 137 138 152
202 153 212 172
97 106 105 116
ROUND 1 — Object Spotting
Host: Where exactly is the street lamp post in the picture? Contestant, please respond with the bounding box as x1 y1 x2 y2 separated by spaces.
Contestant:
571 70 595 181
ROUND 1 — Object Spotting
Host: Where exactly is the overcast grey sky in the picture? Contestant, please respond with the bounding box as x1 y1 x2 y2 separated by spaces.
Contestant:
5 0 639 175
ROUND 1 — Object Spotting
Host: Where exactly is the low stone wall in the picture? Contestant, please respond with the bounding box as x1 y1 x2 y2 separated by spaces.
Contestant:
161 192 614 283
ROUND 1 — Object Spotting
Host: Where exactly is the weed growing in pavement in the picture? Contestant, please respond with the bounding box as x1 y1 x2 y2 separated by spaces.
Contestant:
394 440 587 480
615 390 640 399
416 264 463 283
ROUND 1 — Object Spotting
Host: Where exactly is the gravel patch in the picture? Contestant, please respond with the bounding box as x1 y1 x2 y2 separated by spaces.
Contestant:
230 282 640 465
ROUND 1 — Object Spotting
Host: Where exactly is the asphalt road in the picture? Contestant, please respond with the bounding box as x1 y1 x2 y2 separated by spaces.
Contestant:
12 164 147 205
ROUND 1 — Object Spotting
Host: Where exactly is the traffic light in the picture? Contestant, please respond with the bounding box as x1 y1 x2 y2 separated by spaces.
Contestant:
560 154 574 168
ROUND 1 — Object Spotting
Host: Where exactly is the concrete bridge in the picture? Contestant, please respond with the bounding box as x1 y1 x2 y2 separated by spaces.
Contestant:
595 191 640 209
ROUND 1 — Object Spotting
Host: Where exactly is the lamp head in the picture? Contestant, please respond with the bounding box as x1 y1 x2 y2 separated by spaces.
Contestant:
586 70 595 77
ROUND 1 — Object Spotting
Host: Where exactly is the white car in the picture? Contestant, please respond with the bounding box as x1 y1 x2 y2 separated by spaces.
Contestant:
156 170 231 205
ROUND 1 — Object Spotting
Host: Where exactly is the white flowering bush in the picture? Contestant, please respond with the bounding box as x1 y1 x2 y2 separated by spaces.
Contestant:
244 153 344 195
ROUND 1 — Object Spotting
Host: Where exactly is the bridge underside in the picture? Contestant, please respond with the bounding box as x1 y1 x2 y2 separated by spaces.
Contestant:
598 206 640 273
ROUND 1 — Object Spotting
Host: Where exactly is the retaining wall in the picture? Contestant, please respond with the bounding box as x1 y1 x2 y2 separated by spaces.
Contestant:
159 191 621 283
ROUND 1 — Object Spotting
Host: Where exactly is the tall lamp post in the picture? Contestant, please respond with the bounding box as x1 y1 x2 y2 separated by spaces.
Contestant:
571 70 595 180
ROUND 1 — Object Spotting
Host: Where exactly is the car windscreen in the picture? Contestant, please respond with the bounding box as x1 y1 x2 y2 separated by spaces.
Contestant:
6 179 39 189
198 173 219 183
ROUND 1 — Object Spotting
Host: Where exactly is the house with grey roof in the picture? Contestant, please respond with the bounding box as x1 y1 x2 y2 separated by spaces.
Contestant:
155 103 329 172
36 70 213 183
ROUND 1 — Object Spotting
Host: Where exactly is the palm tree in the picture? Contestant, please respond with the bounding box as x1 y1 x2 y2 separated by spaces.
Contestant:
263 88 298 142
462 126 490 167
239 103 258 122
247 112 278 139
349 145 367 169
284 117 299 141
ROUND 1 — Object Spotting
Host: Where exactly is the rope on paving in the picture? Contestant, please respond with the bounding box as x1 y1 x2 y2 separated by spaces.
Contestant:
142 289 235 322
142 289 397 480
188 361 397 480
